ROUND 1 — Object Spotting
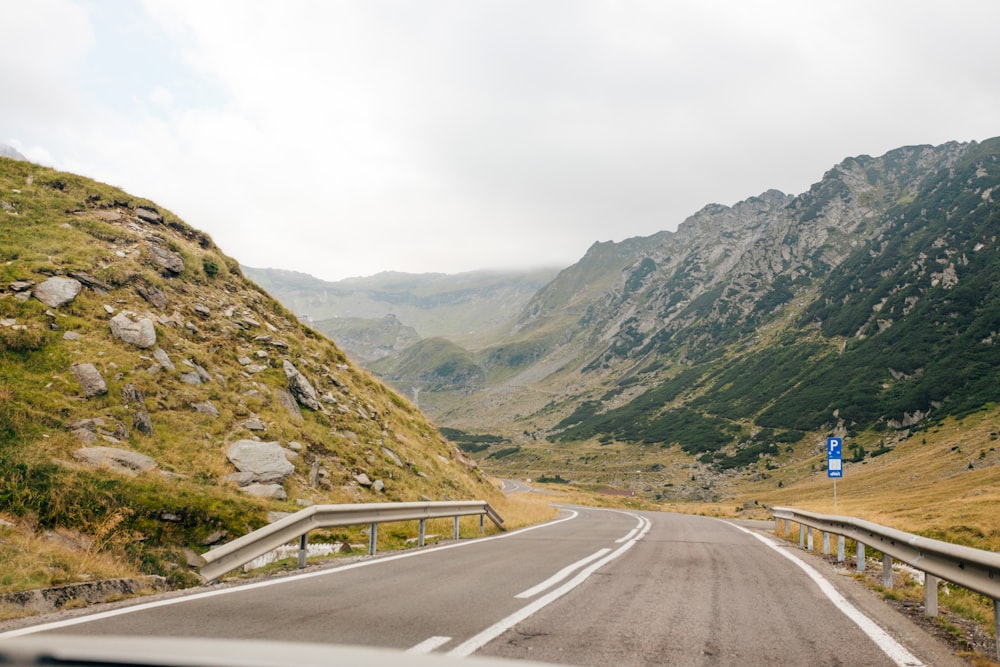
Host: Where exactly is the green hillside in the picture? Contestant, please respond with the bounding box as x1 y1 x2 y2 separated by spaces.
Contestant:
0 157 500 592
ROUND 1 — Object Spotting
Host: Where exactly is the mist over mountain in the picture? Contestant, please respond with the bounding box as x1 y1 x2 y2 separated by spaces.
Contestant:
292 138 1000 492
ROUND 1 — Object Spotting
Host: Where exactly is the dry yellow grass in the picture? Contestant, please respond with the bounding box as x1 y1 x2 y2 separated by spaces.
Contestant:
734 410 1000 550
0 515 140 595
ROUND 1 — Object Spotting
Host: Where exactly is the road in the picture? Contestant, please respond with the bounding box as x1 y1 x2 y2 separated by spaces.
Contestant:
0 507 963 666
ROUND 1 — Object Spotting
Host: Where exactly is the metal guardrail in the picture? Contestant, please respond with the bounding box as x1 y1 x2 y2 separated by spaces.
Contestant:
200 500 504 582
772 506 1000 660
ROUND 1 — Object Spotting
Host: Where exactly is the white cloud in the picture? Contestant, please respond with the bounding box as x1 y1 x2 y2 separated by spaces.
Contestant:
4 0 1000 280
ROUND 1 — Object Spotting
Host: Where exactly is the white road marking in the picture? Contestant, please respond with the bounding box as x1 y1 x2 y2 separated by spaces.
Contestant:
448 511 651 657
515 548 612 598
725 522 924 667
406 636 452 654
0 509 582 639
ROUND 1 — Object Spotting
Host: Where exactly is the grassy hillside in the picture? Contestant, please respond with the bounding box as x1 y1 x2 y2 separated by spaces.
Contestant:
0 157 500 592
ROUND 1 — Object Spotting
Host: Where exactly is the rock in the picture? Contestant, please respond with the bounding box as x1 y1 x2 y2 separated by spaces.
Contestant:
135 207 163 224
183 549 205 568
72 446 158 476
240 483 287 500
382 447 403 467
133 410 153 435
373 479 385 492
70 363 107 397
274 388 303 420
67 271 110 293
146 243 184 275
241 418 265 431
200 530 227 546
33 276 82 308
62 331 83 341
152 348 175 371
193 304 210 317
7 280 34 292
179 372 202 386
245 364 267 374
283 360 322 411
136 282 168 309
191 401 220 417
288 441 303 451
223 471 256 486
227 440 295 483
354 473 373 487
109 312 157 348
120 383 144 407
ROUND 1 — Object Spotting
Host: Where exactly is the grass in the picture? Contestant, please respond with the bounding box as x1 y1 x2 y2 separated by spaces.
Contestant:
0 156 505 594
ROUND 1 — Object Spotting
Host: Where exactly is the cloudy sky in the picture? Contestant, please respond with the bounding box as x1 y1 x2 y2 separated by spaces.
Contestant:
3 1 1000 281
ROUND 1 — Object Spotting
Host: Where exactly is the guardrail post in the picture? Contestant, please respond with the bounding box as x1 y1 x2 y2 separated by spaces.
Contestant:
882 553 893 587
480 514 485 534
418 518 426 547
924 573 938 617
298 533 308 569
453 516 460 540
369 523 377 556
837 535 845 562
807 527 814 551
856 540 865 572
799 524 806 547
822 531 830 555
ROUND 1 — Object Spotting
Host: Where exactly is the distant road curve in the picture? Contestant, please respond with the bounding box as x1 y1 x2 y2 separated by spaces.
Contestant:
0 507 964 666
500 478 534 493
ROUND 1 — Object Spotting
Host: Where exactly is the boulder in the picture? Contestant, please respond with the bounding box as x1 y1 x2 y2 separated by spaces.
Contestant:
110 312 157 348
73 446 158 476
146 243 184 275
227 440 295 483
283 360 322 411
240 483 287 500
191 401 220 417
135 207 163 224
136 282 168 310
152 348 175 371
71 363 107 397
33 276 81 308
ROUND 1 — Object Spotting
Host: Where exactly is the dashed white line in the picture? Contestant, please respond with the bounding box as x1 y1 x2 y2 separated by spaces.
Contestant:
406 636 452 654
515 548 612 599
448 511 651 657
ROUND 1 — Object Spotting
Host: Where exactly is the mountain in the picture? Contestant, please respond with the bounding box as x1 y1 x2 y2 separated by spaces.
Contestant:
0 144 26 161
241 266 560 344
376 138 1000 487
0 156 499 591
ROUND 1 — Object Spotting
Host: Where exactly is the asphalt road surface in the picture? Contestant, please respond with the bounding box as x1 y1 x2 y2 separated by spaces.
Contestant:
0 507 965 666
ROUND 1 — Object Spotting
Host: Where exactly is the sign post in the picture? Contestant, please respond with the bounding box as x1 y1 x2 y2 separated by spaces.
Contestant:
827 437 843 513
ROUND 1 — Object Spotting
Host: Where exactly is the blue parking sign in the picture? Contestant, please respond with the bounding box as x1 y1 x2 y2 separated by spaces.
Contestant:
827 437 843 478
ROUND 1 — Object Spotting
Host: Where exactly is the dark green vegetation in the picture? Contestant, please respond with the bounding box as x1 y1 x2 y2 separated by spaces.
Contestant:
0 157 499 591
550 140 1000 456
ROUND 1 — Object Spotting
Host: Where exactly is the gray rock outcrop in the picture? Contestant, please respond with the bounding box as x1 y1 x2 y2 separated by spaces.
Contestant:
227 440 294 483
283 360 322 411
73 447 158 476
240 483 287 500
33 277 82 308
70 363 107 397
147 243 184 275
110 312 157 348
